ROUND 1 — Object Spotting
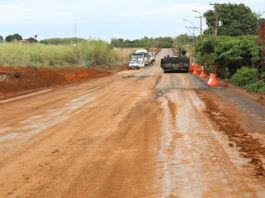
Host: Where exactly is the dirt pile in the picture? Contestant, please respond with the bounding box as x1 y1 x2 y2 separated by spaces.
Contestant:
198 90 265 177
0 66 111 100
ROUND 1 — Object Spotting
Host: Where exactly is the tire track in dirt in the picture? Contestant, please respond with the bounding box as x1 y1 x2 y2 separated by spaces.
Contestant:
198 90 265 177
156 89 265 197
0 49 265 198
0 71 162 198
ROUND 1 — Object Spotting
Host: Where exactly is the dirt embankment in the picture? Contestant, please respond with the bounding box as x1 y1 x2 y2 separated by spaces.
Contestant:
0 66 111 100
198 90 265 177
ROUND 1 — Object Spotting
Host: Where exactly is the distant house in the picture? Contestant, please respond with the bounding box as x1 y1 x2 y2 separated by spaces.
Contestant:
19 40 28 44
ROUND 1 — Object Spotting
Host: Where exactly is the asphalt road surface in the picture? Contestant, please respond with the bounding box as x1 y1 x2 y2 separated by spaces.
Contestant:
0 49 265 198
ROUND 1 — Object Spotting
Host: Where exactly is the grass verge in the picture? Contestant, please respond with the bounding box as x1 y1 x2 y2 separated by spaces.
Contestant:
0 41 134 69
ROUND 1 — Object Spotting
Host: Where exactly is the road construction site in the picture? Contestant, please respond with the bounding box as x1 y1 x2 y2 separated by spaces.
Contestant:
0 49 265 198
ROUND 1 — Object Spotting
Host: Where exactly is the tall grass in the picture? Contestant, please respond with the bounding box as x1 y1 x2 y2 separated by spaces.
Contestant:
0 41 132 67
113 47 136 61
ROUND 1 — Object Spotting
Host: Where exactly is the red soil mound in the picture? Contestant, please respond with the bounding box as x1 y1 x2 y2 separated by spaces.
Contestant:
0 66 111 100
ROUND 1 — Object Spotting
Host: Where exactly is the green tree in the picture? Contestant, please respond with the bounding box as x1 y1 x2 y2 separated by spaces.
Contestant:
27 37 38 43
0 35 4 42
195 36 261 77
5 33 23 42
258 20 265 80
111 38 124 47
110 37 173 49
204 3 259 36
155 37 173 48
174 34 194 47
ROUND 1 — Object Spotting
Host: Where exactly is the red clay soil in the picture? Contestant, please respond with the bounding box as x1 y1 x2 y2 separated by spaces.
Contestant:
197 90 265 177
0 66 111 100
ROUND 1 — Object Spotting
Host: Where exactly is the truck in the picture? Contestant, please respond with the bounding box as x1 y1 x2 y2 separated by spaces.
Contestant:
160 49 190 73
128 49 150 69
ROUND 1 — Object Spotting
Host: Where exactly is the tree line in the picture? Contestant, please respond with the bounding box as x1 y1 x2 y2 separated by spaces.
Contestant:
110 37 174 49
0 33 38 43
0 34 88 45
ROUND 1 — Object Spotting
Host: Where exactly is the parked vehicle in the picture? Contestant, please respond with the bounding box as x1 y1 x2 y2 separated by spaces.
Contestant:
129 49 149 69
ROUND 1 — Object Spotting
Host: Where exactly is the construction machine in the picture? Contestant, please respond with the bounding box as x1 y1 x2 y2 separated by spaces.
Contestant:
160 49 190 73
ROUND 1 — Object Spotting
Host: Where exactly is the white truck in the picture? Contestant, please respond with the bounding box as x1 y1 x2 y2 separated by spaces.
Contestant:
128 49 150 69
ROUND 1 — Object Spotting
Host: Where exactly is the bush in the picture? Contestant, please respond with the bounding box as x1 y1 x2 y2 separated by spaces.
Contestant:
245 81 265 94
231 67 258 86
195 36 261 78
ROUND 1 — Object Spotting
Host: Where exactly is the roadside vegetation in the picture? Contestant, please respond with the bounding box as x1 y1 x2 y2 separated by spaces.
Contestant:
191 3 265 94
0 40 132 68
194 35 265 94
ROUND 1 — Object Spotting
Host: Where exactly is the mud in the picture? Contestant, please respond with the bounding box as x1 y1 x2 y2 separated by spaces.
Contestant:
198 90 265 177
0 49 265 197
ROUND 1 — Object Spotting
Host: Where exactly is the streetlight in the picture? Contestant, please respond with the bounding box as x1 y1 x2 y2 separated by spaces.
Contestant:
185 26 199 63
192 10 203 37
183 19 196 27
184 18 200 63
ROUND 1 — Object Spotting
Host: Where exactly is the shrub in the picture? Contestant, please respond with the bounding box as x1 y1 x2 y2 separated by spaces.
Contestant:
231 67 258 86
195 36 261 78
244 81 265 94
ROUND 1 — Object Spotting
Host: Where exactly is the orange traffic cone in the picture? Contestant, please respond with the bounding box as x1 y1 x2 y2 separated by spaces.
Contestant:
199 68 206 78
193 64 198 76
189 63 194 72
208 73 218 86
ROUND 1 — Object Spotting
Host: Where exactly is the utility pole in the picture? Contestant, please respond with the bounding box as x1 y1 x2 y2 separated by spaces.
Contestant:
192 10 203 38
185 26 200 63
197 16 203 37
210 3 225 36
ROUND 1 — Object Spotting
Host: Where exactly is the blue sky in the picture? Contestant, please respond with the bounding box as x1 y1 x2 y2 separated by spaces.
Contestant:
0 0 264 41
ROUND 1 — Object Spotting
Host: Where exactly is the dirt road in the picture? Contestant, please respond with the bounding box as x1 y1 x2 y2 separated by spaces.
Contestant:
0 49 265 198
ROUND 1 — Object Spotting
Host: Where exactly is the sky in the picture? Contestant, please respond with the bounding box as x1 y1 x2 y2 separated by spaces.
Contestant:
0 0 264 41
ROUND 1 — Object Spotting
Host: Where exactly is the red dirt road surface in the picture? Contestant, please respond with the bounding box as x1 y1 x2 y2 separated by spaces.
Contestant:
0 49 265 198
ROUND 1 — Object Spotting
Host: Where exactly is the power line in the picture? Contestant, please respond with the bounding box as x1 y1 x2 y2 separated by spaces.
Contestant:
185 26 200 63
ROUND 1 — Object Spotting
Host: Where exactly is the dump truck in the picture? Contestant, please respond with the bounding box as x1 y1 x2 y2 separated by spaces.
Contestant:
160 49 190 73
